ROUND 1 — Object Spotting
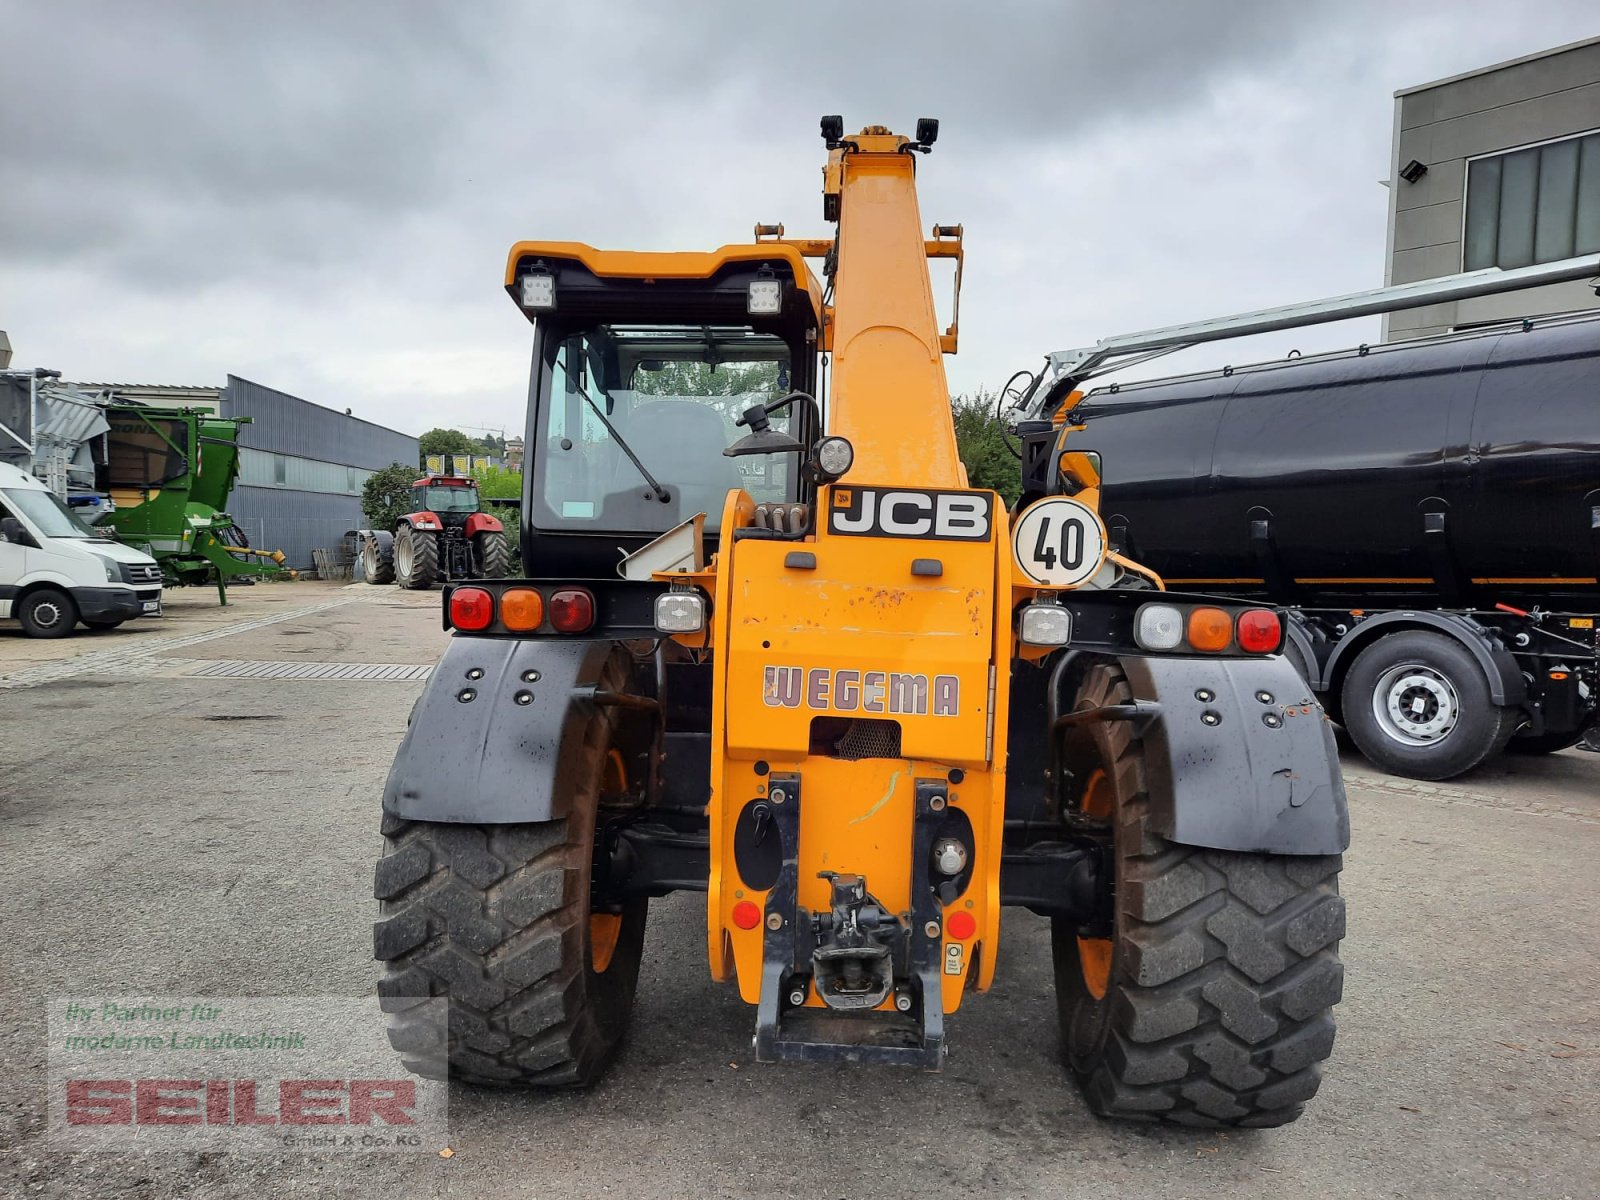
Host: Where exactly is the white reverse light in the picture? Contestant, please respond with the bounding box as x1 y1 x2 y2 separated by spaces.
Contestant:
1019 603 1072 647
520 269 556 310
655 590 707 634
1134 603 1185 651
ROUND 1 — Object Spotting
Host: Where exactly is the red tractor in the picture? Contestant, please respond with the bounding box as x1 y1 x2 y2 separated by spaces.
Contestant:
358 474 510 589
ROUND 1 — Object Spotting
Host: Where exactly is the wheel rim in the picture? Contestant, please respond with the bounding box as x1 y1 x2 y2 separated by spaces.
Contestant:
395 531 413 575
1372 661 1460 746
32 600 64 629
590 749 630 974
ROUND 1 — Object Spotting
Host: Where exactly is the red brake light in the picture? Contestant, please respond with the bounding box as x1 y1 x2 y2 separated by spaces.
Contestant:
449 587 494 631
1237 608 1282 654
548 588 595 633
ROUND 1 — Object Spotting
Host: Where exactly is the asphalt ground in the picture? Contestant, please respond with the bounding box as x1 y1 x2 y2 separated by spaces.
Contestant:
1 582 1596 1199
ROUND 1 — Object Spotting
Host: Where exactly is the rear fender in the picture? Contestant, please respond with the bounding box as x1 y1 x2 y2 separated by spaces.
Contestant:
1118 654 1349 855
401 512 443 531
464 512 504 537
382 636 618 823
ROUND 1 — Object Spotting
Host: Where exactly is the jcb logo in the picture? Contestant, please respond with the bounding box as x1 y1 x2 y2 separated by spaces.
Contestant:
828 487 992 541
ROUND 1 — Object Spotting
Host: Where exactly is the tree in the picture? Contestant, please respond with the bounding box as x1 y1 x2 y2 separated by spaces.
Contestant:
362 462 421 529
470 463 521 501
951 390 1022 507
417 427 477 467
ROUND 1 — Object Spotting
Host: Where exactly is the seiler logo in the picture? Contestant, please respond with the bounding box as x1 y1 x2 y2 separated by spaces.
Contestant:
64 1078 417 1126
828 487 992 541
763 666 960 716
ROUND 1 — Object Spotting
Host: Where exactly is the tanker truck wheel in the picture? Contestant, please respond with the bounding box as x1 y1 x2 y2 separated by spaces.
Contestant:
477 530 510 579
1340 631 1516 780
394 524 439 589
373 656 647 1088
362 534 394 584
1052 662 1345 1127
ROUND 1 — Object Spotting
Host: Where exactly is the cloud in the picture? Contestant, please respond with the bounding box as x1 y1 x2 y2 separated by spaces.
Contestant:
1 0 1596 433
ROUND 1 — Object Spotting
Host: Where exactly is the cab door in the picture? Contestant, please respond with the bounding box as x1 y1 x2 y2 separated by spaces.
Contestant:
0 498 28 616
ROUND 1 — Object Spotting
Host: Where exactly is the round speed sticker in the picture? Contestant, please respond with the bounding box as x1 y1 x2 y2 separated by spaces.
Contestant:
1012 497 1107 588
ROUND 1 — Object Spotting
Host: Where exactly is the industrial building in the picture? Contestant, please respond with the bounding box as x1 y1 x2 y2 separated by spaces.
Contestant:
1384 34 1600 340
220 376 417 571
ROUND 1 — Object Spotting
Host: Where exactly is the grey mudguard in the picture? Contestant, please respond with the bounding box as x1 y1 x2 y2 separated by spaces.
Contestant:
1119 654 1349 856
383 636 616 824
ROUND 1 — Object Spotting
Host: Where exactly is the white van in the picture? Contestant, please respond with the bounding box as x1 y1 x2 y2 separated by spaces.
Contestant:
0 462 164 638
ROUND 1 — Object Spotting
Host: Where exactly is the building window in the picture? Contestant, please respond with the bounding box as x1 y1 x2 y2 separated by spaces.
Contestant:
1464 130 1600 270
273 454 288 485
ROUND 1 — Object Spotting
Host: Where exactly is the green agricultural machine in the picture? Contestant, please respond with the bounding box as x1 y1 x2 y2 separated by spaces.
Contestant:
95 405 292 603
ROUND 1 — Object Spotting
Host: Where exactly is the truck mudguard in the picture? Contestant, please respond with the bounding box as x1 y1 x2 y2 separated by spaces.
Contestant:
1318 610 1527 706
383 635 617 824
1118 654 1350 856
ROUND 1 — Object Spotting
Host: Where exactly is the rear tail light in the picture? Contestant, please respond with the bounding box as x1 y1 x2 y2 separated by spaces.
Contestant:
449 587 493 631
1236 609 1283 654
499 587 544 632
1187 607 1233 652
548 588 595 633
1134 603 1184 651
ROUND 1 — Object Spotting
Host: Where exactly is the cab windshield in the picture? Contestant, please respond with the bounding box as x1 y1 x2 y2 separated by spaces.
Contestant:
1 487 98 539
535 325 798 532
419 486 479 514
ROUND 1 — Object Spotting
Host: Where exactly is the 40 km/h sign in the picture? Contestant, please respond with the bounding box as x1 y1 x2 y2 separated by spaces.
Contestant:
1011 497 1107 588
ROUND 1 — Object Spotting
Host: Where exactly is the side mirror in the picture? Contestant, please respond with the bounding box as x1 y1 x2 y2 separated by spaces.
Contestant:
0 516 29 546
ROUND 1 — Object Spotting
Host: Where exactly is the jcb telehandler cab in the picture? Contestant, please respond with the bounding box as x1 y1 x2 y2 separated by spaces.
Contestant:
374 120 1348 1126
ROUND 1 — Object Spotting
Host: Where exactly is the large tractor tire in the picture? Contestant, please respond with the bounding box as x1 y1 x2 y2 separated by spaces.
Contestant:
362 533 395 585
1340 631 1517 780
373 654 647 1087
477 530 510 579
1052 663 1345 1127
18 587 78 638
394 524 439 590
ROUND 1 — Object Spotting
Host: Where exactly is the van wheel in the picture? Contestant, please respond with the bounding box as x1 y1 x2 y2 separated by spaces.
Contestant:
1053 663 1345 1126
19 588 78 638
1341 631 1516 780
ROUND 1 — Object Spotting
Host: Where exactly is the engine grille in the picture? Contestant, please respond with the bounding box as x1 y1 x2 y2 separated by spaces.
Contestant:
834 718 903 761
121 562 163 584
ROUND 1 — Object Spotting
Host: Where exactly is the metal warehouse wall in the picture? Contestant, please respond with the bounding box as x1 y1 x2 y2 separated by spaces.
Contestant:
223 376 416 467
221 376 418 571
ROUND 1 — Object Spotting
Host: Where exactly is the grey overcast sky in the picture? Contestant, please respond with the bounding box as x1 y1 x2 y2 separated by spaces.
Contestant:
2 1 1597 436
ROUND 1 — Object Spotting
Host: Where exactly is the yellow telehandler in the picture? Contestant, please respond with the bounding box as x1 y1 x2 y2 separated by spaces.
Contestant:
374 119 1348 1126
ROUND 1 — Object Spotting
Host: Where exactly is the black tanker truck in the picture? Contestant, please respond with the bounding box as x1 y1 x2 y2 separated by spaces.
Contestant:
1058 313 1599 779
1011 255 1600 780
